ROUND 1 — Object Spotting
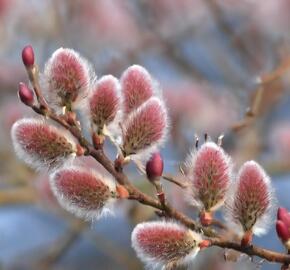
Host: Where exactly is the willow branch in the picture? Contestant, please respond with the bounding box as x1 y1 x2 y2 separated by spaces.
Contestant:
211 238 290 264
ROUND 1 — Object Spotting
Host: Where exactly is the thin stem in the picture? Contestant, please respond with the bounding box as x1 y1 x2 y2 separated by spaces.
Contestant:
162 174 187 188
27 66 49 109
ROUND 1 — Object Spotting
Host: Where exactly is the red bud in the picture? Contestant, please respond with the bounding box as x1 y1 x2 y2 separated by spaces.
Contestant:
66 111 77 126
199 240 211 250
200 211 213 226
22 45 34 67
276 220 290 242
116 185 129 199
76 144 85 156
92 133 105 149
18 82 34 106
278 207 290 228
146 152 164 182
241 231 253 247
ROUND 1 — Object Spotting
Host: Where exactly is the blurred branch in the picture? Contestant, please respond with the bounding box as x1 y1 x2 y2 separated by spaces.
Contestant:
85 230 142 269
0 187 37 205
232 57 290 132
135 1 206 80
204 0 259 69
39 218 87 270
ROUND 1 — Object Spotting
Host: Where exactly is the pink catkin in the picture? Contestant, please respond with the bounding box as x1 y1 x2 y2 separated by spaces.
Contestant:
53 168 111 211
122 98 167 157
45 48 91 107
188 142 231 211
121 65 154 115
132 221 201 269
230 161 274 234
11 118 75 169
89 75 120 131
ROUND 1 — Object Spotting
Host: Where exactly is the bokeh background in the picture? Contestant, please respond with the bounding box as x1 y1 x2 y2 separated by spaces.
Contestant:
1 0 290 269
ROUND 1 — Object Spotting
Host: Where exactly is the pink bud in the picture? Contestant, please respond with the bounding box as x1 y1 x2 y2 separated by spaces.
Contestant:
186 142 232 212
121 97 168 158
241 231 253 247
18 82 34 106
277 207 290 228
22 45 34 67
200 211 213 226
146 152 164 182
276 220 290 243
11 118 77 170
50 167 116 219
116 184 129 199
199 240 211 250
225 160 276 236
89 75 121 133
131 221 202 269
44 48 92 108
120 65 155 115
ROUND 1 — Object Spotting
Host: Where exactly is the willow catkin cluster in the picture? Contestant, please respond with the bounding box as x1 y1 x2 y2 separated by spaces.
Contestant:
12 46 279 270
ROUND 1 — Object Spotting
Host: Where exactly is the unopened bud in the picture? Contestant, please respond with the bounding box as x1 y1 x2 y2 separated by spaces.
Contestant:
116 185 129 199
66 111 77 126
146 152 164 182
199 240 211 250
22 45 34 67
276 220 290 243
200 211 213 226
76 144 85 156
92 133 105 149
18 82 34 106
241 231 253 247
278 207 290 228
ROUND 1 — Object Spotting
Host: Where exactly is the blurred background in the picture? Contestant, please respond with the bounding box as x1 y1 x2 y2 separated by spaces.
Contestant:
1 0 290 269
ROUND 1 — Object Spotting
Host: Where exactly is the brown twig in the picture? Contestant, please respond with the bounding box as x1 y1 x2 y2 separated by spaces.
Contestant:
211 238 290 264
204 0 259 69
232 56 290 133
